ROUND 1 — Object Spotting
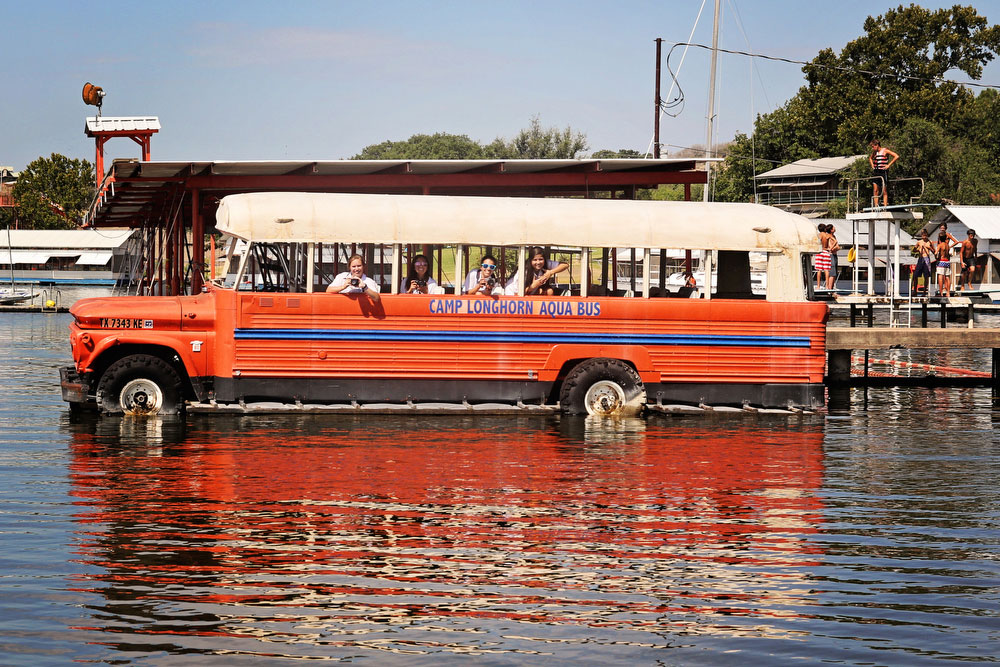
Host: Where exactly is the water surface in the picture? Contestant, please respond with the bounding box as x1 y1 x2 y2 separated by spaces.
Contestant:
1 312 997 664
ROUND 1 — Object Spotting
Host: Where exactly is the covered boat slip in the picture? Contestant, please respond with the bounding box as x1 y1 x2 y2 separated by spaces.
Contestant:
85 158 710 297
216 192 819 302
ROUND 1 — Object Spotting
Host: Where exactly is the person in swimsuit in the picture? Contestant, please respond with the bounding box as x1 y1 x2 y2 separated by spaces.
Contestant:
935 231 953 297
960 229 978 291
814 223 831 289
825 224 841 289
869 140 899 207
911 229 933 296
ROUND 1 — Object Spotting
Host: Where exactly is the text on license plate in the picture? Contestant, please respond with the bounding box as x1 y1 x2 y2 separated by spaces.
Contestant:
100 318 153 329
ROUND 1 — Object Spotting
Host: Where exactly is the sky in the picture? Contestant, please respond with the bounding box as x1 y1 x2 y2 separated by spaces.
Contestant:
2 0 999 172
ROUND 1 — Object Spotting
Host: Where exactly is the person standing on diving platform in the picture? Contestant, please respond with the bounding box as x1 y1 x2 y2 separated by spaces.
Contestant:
869 139 899 208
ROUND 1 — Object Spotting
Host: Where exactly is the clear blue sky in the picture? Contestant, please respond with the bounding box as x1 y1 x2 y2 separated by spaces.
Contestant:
2 0 998 172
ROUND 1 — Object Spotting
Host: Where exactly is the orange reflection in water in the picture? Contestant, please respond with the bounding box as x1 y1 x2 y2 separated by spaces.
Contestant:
66 415 826 657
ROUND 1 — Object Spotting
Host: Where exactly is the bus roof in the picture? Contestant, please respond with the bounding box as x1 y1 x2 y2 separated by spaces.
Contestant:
215 192 819 253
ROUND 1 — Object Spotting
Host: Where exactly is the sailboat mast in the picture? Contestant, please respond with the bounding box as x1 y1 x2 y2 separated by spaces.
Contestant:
703 0 720 202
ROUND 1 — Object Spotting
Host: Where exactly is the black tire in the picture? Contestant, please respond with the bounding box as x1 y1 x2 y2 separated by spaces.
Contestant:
559 358 646 416
96 354 185 416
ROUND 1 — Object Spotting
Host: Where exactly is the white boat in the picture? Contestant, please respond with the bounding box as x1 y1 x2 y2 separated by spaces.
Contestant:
0 287 35 305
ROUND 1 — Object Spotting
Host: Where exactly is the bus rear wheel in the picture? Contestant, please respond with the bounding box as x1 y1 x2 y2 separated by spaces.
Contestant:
559 358 646 417
96 354 184 416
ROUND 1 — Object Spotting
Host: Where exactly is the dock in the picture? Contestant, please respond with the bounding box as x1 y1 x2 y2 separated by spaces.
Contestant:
827 326 1000 390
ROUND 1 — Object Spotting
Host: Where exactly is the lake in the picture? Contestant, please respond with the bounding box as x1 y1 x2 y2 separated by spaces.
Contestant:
1 312 998 664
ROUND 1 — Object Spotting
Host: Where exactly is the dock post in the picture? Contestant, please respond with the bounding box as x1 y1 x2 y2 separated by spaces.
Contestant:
921 301 928 327
850 304 857 327
828 349 852 385
940 302 947 328
993 349 1000 402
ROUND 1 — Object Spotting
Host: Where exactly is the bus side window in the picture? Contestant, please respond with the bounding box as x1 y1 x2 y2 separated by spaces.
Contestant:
714 250 756 299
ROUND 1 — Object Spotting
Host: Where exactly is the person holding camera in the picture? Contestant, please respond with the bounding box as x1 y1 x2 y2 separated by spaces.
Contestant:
464 254 502 295
400 254 438 294
327 254 381 302
509 246 568 296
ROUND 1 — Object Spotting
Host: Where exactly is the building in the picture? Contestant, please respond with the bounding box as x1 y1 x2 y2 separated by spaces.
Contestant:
754 156 865 217
0 166 17 209
0 228 135 286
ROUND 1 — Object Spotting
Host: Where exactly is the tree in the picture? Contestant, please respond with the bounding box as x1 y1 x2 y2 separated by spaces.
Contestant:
352 133 484 159
590 149 643 159
352 117 589 161
715 5 1000 204
484 116 588 159
11 154 95 229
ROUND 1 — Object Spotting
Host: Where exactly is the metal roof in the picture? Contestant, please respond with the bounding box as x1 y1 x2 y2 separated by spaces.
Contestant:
2 228 133 249
85 116 161 135
755 155 865 180
927 205 1000 239
86 157 710 228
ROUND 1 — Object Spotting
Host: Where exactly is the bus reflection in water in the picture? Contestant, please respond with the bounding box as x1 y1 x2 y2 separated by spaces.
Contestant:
62 193 828 416
67 415 826 654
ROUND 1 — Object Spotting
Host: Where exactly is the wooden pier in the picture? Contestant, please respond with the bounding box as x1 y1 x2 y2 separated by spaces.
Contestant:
827 326 1000 389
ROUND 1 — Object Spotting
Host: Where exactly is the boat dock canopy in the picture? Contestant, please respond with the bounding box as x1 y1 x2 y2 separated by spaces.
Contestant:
216 192 819 253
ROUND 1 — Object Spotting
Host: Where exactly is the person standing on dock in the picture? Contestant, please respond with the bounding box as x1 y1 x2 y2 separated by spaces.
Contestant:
911 229 933 296
935 231 954 297
960 229 978 291
814 224 831 289
825 225 841 289
869 140 899 207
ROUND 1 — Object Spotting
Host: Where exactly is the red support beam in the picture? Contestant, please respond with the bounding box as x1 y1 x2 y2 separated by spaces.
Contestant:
191 188 203 293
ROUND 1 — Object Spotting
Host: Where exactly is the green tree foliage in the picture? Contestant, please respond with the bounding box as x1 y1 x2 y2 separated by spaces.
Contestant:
590 149 643 159
353 117 589 161
484 116 588 159
714 5 1000 205
352 133 485 159
11 154 95 229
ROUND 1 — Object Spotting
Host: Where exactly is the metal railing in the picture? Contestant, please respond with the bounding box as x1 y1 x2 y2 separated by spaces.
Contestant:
755 189 847 206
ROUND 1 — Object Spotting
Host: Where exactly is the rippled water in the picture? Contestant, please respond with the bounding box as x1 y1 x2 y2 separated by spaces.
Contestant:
1 312 998 664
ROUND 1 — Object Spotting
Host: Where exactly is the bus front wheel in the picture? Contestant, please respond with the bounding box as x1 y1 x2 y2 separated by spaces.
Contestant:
559 359 646 417
96 354 184 416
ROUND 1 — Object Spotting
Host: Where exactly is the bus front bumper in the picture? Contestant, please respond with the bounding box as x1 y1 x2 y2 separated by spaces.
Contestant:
60 366 91 405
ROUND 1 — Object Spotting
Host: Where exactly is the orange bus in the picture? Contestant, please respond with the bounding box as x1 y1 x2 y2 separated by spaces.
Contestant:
61 192 828 416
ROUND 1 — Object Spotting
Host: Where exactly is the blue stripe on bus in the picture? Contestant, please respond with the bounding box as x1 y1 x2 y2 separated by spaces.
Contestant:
234 329 812 348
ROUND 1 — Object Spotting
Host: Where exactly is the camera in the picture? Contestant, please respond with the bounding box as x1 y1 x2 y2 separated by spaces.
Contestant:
350 277 360 287
415 279 427 287
486 276 496 289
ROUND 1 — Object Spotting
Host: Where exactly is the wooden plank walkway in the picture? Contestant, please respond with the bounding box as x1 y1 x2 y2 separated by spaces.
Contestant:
826 327 1000 390
827 327 1000 350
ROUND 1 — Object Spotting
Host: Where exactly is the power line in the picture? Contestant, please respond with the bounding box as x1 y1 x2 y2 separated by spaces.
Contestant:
665 41 1000 91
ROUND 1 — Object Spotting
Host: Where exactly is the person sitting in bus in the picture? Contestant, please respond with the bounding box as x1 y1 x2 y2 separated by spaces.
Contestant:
464 254 503 295
327 253 381 302
506 246 569 296
400 254 438 294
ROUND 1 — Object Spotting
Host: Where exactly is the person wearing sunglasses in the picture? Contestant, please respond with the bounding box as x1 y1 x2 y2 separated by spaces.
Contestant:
465 254 502 295
400 254 438 294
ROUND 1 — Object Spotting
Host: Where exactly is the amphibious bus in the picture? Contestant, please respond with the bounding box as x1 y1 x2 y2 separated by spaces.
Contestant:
61 192 828 416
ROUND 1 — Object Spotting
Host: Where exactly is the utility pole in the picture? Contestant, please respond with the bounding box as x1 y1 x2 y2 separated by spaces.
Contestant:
703 0 720 202
654 38 662 159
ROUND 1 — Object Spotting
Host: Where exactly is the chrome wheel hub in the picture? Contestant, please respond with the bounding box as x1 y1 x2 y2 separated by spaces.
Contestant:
120 378 164 415
584 380 626 416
